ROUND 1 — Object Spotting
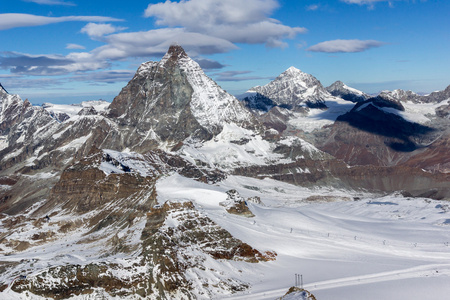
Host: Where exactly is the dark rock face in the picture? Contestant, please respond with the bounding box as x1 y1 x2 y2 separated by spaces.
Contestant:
42 153 157 214
233 158 450 199
422 84 450 103
338 101 433 151
436 104 450 119
241 92 277 113
401 132 450 174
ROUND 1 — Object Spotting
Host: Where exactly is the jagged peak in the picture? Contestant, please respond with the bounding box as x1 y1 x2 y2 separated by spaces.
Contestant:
329 80 345 88
160 44 190 65
167 44 188 58
136 45 192 76
281 66 311 78
277 66 317 82
285 66 302 73
326 80 366 97
0 83 8 95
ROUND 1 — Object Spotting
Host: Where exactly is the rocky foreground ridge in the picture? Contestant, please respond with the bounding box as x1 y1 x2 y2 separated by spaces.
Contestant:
0 45 449 299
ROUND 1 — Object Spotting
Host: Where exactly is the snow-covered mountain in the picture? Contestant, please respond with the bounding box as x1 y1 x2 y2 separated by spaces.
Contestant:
326 80 370 103
379 85 450 104
246 67 332 109
1 46 450 300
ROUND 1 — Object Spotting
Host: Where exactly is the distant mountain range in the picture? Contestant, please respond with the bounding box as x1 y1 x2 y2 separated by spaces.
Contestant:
0 45 449 299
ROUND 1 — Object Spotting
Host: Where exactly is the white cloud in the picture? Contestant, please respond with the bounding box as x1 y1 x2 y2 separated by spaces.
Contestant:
66 43 85 50
342 0 390 3
96 29 238 59
341 0 402 8
307 39 386 53
23 0 75 5
81 23 127 38
0 14 123 30
213 70 271 82
145 0 306 47
306 4 320 11
0 28 238 76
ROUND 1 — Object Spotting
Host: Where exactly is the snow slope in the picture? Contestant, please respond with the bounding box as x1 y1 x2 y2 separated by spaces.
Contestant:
288 97 356 132
156 174 450 300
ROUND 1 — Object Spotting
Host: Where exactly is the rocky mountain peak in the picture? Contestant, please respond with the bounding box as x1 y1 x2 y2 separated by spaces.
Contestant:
278 66 316 83
0 83 8 95
247 66 330 109
328 80 345 89
158 44 191 69
284 66 303 75
167 44 188 60
378 89 421 103
326 80 369 103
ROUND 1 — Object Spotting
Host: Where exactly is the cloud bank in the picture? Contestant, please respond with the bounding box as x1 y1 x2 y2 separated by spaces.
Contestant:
307 39 386 53
81 23 127 38
145 0 306 48
23 0 75 6
0 14 122 30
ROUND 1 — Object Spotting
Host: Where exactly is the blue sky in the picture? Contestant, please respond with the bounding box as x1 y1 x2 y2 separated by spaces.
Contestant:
1 0 449 104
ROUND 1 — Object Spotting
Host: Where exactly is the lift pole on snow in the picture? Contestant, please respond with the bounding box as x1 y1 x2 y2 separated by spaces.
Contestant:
295 274 303 288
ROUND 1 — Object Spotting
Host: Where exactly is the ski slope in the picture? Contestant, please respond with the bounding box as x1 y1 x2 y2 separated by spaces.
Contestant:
157 174 450 300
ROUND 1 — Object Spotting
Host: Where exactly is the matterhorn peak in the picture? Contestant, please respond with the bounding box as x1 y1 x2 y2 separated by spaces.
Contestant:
168 44 188 57
163 44 189 63
0 83 8 95
108 45 255 149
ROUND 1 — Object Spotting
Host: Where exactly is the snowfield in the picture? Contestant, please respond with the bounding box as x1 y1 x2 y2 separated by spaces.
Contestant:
157 175 450 300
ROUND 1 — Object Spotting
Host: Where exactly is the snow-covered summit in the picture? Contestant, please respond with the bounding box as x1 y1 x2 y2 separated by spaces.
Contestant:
326 80 369 103
248 66 332 108
378 89 421 103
